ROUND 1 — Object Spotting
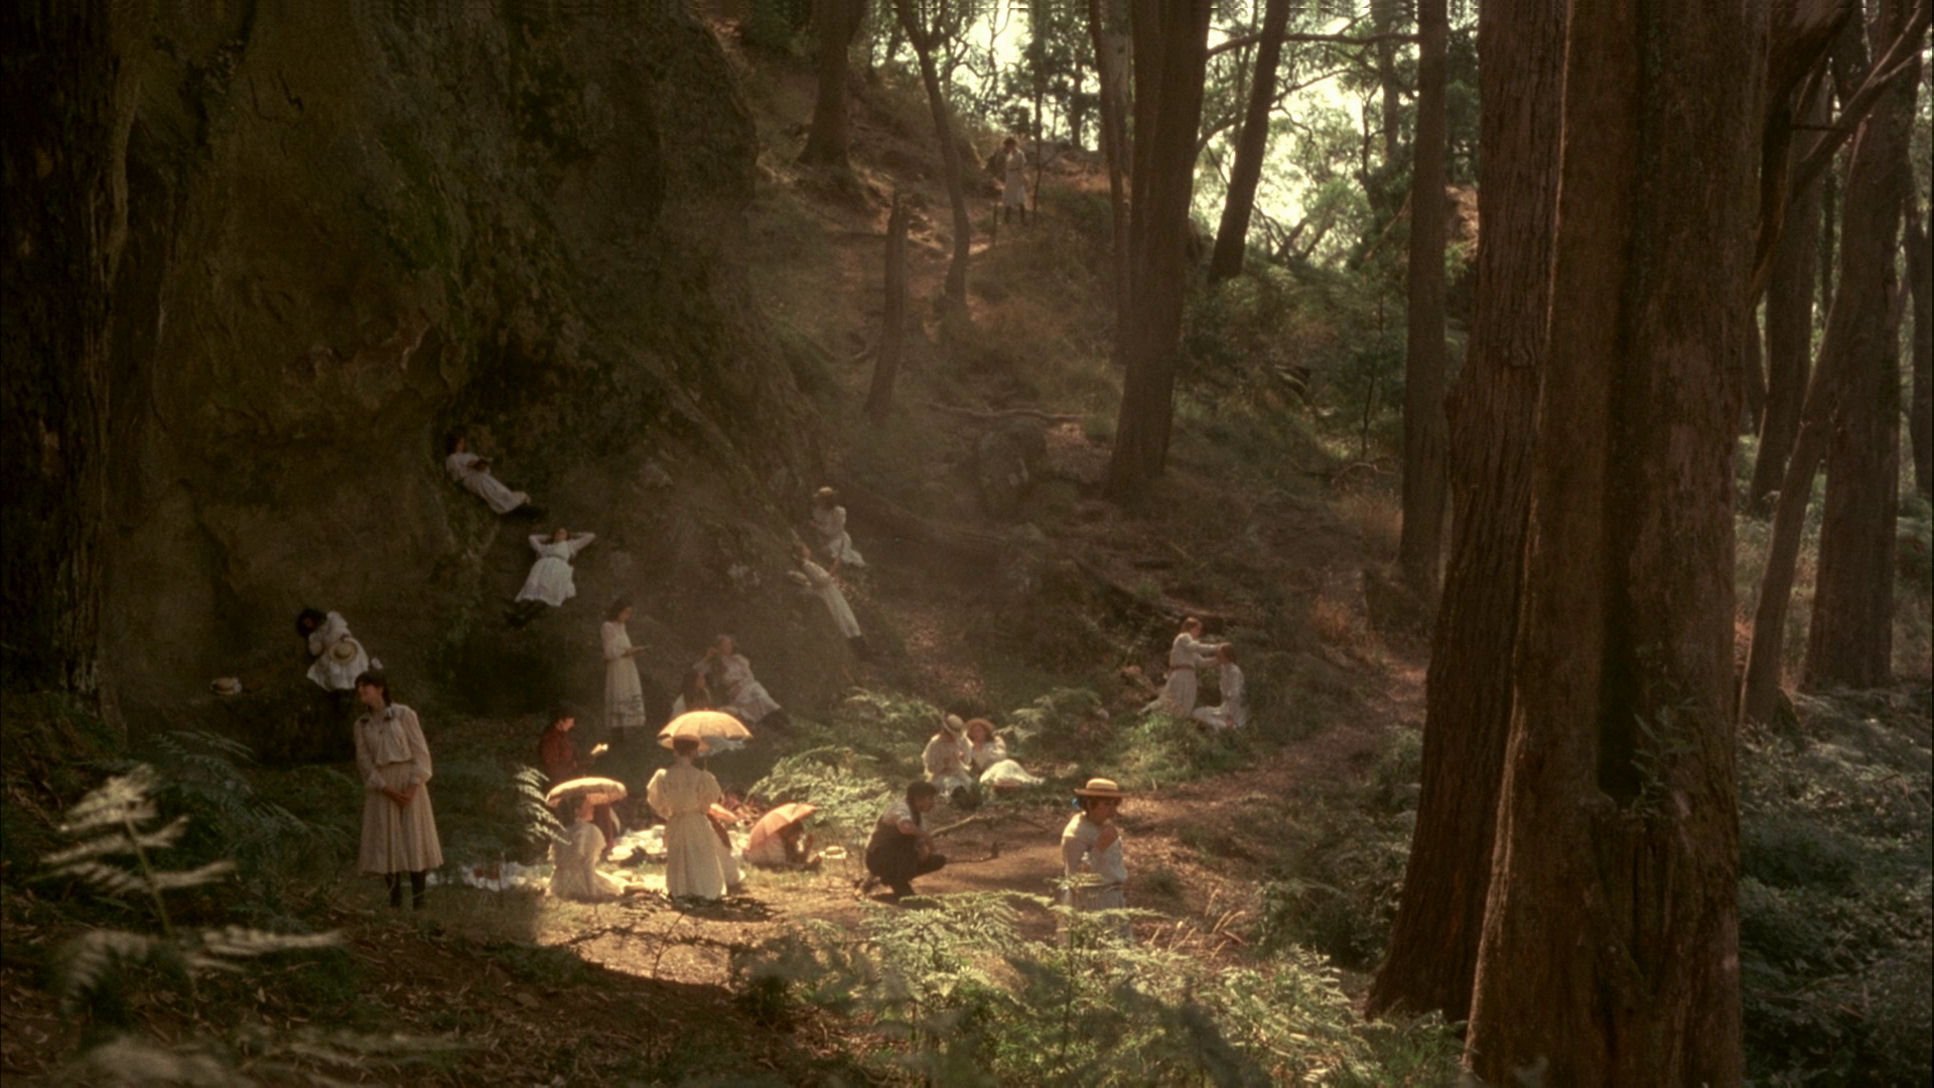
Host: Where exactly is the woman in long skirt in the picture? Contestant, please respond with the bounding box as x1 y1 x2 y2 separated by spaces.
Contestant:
353 671 443 909
646 737 731 901
1143 617 1221 717
601 597 651 742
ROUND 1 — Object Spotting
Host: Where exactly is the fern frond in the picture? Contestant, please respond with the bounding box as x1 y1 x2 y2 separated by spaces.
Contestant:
66 1034 244 1087
147 861 238 891
55 929 172 1006
196 925 341 962
43 816 190 867
59 766 164 834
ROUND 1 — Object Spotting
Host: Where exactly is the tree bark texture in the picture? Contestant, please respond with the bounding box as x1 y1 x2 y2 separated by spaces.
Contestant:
800 0 865 167
1748 88 1826 514
1397 0 1449 598
1908 195 1933 499
1102 0 1211 500
1464 2 1757 1083
865 195 910 421
1206 0 1288 285
1365 0 1562 1024
1804 2 1917 690
891 0 971 310
0 7 135 696
1086 0 1131 321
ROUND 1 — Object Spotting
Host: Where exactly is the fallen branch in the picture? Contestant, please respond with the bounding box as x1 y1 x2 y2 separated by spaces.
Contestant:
923 400 1082 425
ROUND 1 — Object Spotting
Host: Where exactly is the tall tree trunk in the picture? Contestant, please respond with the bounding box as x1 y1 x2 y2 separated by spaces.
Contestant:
800 0 864 167
1804 0 1917 690
1465 3 1757 1082
1206 0 1288 284
1365 0 1562 1024
1908 194 1933 499
1397 0 1449 598
1748 89 1826 514
1085 0 1131 320
1102 0 1211 500
891 0 971 311
1744 308 1768 432
1 7 134 698
866 195 910 422
1743 6 1915 722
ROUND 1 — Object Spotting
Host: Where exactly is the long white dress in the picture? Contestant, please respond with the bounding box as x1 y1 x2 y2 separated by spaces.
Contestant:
922 732 975 795
798 559 862 638
1191 663 1248 731
601 620 650 733
355 704 444 875
811 504 866 568
1146 632 1219 717
444 451 530 515
714 653 781 724
305 611 370 691
1060 812 1126 912
515 533 595 606
646 759 730 900
1002 147 1028 207
550 821 621 901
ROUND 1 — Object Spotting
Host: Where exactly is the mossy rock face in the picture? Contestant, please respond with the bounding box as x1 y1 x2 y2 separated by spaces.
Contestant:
92 10 844 731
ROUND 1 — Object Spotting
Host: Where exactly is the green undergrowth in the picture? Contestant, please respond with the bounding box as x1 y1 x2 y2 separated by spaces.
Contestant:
1738 691 1933 1085
732 891 1459 1086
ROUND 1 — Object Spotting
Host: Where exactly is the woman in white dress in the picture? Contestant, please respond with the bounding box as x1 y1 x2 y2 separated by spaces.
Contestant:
999 136 1028 224
810 487 866 569
706 635 783 726
353 672 444 910
646 737 732 901
550 794 622 902
296 608 371 692
601 597 651 741
510 528 595 625
444 433 537 516
1191 643 1248 732
792 542 869 658
923 714 976 802
1144 617 1221 718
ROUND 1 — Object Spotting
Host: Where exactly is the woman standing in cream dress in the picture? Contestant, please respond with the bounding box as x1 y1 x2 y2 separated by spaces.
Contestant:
353 672 443 909
646 736 732 901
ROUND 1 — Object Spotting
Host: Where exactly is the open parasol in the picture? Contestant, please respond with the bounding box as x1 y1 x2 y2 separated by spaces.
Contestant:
746 803 816 853
657 709 752 750
545 776 628 808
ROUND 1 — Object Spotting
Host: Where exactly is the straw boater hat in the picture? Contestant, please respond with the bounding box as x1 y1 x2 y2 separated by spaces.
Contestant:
327 637 363 664
814 486 837 500
941 714 966 736
1073 777 1126 800
210 677 243 696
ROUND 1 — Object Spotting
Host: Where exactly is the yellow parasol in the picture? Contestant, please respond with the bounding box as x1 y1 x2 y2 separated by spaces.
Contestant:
544 776 628 808
657 709 752 750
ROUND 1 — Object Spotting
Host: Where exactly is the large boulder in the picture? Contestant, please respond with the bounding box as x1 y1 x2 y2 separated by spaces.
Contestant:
92 8 842 732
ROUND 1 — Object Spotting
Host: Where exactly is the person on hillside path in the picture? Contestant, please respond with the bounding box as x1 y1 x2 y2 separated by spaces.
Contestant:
1144 617 1222 718
1191 643 1248 732
811 487 866 569
601 597 653 744
999 136 1028 225
706 635 785 728
1060 777 1128 916
922 713 976 805
864 781 946 900
353 671 443 910
646 736 733 902
792 542 870 658
444 432 540 517
510 528 595 625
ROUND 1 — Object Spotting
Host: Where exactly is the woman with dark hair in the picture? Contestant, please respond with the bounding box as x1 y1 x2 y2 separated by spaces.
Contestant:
601 597 651 743
352 671 444 910
444 431 540 516
296 607 372 693
863 781 946 899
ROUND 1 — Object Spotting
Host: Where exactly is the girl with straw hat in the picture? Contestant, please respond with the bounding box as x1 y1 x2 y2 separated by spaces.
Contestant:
1061 777 1129 914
